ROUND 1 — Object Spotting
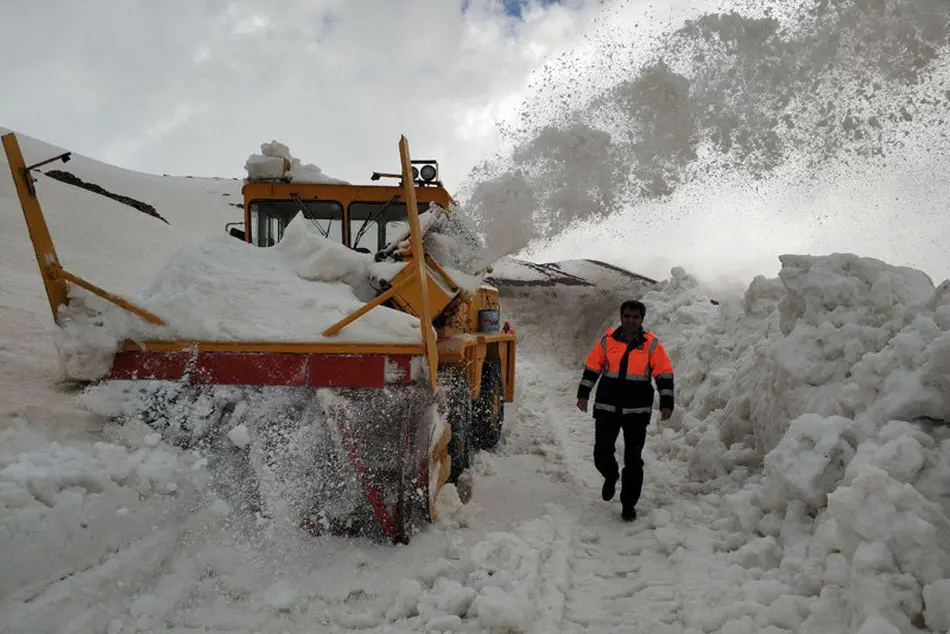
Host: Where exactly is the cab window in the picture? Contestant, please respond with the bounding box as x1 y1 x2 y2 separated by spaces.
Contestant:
248 199 343 247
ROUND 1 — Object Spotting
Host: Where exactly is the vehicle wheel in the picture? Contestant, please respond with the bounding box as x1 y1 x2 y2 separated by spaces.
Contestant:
472 360 504 450
442 370 473 483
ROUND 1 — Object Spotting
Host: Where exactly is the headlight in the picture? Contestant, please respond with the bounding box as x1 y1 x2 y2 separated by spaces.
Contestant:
420 164 437 181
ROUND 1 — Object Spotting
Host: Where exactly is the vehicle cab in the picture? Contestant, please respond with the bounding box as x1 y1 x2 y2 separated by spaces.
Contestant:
229 160 452 254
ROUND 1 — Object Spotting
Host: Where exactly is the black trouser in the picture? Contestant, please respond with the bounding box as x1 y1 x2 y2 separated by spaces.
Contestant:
593 414 649 508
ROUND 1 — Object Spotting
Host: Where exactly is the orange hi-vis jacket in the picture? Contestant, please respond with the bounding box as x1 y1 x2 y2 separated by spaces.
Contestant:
577 326 675 419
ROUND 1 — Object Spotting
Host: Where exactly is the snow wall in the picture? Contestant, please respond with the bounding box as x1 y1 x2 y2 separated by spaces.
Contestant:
494 249 950 633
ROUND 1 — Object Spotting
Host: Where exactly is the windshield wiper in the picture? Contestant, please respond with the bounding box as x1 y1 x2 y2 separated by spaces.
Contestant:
291 194 331 238
353 195 399 250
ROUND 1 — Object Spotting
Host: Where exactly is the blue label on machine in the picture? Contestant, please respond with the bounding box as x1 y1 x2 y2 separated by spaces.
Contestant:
478 308 500 333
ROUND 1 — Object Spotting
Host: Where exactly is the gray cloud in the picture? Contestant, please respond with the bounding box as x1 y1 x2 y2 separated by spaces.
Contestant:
1 0 601 186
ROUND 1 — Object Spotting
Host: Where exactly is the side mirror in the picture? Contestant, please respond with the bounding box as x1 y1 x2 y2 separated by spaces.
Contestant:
229 227 245 240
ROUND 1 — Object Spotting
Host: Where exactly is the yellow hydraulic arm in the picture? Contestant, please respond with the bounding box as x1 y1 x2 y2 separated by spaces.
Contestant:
321 135 440 393
2 132 165 327
399 136 439 394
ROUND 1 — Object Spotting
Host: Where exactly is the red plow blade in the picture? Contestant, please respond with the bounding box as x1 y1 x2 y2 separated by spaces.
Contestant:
96 346 438 543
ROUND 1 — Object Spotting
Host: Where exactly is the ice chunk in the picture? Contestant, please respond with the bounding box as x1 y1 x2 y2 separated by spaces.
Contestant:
244 154 286 180
227 424 251 449
829 465 950 586
260 140 292 162
763 414 856 510
923 579 950 631
244 139 349 184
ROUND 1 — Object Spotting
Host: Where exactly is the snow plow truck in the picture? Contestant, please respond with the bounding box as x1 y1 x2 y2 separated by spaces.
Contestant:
3 132 516 544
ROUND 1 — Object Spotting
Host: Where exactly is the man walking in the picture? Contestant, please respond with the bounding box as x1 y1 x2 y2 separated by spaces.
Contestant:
576 300 674 521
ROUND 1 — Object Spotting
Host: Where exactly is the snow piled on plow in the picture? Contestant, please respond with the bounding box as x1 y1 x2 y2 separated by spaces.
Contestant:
54 213 424 380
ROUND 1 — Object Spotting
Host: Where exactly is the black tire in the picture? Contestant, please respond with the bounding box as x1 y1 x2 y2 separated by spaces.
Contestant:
443 370 474 483
472 361 505 450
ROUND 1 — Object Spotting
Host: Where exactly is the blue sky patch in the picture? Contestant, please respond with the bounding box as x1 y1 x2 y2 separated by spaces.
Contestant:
462 0 561 19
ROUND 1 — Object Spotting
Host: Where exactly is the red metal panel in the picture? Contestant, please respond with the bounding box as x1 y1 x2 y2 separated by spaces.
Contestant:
108 350 189 380
191 352 308 386
384 355 414 384
107 351 408 388
307 354 385 388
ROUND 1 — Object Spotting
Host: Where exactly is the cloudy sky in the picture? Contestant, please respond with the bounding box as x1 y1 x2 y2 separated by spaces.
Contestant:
1 0 611 187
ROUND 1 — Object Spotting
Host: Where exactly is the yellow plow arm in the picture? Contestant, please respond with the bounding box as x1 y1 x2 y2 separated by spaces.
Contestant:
2 132 165 327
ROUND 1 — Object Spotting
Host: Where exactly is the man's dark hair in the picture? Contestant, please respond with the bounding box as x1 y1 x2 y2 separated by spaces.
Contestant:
620 300 646 318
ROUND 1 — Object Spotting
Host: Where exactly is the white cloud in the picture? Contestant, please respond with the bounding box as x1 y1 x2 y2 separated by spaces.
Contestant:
0 0 603 187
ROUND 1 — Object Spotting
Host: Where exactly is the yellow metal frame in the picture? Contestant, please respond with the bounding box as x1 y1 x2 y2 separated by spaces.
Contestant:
119 340 426 355
2 132 449 368
437 333 517 402
399 136 440 395
5 131 516 397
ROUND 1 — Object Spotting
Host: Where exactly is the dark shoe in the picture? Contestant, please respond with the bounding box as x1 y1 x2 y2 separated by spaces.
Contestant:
621 506 637 522
602 475 618 501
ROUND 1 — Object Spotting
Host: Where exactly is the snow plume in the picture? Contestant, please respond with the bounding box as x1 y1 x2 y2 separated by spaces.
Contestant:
421 204 489 277
624 252 950 633
460 0 950 259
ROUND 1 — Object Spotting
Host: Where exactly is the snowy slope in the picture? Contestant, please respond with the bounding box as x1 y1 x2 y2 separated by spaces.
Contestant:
2 126 950 634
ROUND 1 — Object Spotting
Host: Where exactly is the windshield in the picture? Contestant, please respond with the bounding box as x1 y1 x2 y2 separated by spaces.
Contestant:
349 201 431 253
249 199 343 247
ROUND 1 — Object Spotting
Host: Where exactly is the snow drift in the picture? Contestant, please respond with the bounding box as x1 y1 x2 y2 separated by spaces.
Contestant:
623 253 950 634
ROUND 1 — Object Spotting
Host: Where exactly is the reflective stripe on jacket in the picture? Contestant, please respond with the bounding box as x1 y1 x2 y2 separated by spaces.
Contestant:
576 326 674 418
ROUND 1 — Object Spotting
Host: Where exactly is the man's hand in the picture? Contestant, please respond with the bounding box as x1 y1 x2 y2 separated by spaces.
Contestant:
577 398 588 412
660 408 673 420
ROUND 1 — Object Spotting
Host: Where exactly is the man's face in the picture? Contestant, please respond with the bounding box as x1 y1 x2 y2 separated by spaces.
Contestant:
621 308 643 333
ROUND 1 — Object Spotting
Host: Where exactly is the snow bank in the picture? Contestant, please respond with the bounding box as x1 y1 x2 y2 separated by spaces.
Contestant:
53 213 424 380
629 252 950 633
244 140 349 184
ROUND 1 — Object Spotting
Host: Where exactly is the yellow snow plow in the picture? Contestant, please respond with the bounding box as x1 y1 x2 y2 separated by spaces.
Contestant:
3 132 516 543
